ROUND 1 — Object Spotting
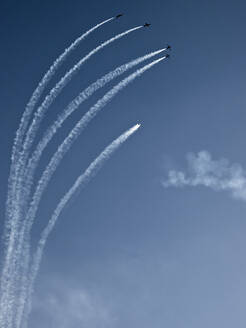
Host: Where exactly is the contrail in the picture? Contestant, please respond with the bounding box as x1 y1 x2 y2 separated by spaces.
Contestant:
17 26 143 196
1 24 141 325
16 56 165 326
25 56 166 244
8 25 142 273
24 48 167 205
16 48 166 286
11 16 114 176
0 14 168 325
3 16 114 253
5 16 114 234
23 123 141 327
0 17 114 325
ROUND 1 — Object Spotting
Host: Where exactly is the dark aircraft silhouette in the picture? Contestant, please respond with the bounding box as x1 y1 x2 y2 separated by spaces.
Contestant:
166 45 171 50
165 54 170 58
115 14 123 18
143 23 151 27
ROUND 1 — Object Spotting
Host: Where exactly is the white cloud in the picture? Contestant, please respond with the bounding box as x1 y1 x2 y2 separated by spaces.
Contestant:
163 151 246 201
32 279 116 328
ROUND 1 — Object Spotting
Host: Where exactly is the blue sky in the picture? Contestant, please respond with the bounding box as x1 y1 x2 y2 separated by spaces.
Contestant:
1 0 246 327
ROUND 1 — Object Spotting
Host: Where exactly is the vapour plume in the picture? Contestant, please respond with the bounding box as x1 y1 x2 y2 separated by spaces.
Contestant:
10 26 143 274
17 26 142 195
25 56 165 245
24 124 141 326
0 17 114 326
15 48 166 295
0 24 140 325
12 16 114 171
5 16 114 234
15 56 163 308
17 57 163 325
15 49 165 328
0 14 165 326
163 151 246 201
24 48 166 204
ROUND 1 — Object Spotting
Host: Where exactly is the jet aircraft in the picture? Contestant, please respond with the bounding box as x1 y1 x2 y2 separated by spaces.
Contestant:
115 14 123 18
143 23 151 27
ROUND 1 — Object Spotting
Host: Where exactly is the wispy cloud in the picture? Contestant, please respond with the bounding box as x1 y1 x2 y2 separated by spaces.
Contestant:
31 278 116 328
162 151 246 201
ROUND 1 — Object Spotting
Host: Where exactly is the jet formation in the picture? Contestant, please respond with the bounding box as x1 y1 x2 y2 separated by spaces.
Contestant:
115 15 172 58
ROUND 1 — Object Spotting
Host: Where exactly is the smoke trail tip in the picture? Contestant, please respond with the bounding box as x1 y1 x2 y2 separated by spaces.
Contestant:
131 123 141 132
157 55 169 62
106 17 115 22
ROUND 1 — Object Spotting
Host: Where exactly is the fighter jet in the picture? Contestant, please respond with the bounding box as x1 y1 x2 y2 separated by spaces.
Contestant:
143 23 151 27
166 45 171 50
165 54 170 58
115 14 123 18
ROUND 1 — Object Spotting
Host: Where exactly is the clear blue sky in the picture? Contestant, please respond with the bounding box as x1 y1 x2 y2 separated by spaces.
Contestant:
1 0 246 327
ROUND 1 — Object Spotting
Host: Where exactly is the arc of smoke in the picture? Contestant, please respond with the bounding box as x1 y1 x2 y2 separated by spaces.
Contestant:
12 16 114 174
25 56 166 241
3 16 114 250
11 25 142 257
23 123 141 327
0 17 114 326
16 48 166 283
24 48 166 205
5 16 114 234
15 25 143 242
15 57 165 325
16 49 167 328
1 25 141 324
7 25 142 279
16 26 142 198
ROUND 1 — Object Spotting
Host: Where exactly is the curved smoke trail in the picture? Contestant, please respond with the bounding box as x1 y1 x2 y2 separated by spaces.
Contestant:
17 26 142 197
0 17 114 327
16 48 166 280
1 24 141 327
24 48 166 205
12 16 114 177
16 49 167 328
9 26 142 280
24 123 141 327
5 16 114 234
25 56 165 243
16 56 165 326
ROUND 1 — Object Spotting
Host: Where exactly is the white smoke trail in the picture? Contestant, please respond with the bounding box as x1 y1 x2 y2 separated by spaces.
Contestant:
11 16 114 177
5 16 114 235
24 48 166 203
16 56 165 326
17 26 142 195
7 25 142 285
0 24 141 327
25 56 165 241
24 123 141 327
0 17 114 327
16 48 166 289
17 47 165 327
